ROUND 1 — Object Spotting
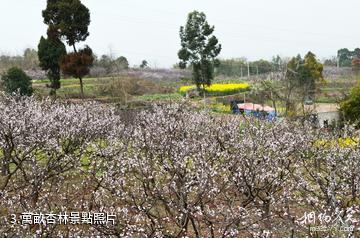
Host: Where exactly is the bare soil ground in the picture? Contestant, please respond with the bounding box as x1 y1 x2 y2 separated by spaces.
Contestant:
305 103 339 113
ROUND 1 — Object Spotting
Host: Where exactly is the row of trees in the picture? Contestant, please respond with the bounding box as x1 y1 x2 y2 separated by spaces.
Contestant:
215 56 285 77
337 48 360 67
93 55 129 75
0 49 40 72
0 49 142 75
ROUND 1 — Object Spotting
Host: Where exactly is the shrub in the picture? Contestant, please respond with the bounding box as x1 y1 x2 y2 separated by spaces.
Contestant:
1 67 33 96
209 103 231 113
96 76 174 101
340 78 360 127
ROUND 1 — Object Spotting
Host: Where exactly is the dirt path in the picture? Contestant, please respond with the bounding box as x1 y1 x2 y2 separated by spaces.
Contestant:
305 103 339 113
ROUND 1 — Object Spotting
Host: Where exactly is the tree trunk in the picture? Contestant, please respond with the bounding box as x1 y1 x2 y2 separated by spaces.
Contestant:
1 160 9 176
1 149 10 176
79 77 84 98
73 44 77 53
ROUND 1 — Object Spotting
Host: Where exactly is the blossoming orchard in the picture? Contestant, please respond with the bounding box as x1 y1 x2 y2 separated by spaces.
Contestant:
0 94 359 237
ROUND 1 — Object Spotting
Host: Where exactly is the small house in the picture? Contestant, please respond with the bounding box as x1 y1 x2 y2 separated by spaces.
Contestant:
234 103 277 121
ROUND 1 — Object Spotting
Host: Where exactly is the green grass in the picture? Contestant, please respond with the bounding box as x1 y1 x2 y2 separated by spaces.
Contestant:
30 76 343 113
209 103 231 114
32 77 180 102
316 96 338 103
32 77 102 86
32 77 102 98
320 87 344 92
135 93 183 102
213 78 247 84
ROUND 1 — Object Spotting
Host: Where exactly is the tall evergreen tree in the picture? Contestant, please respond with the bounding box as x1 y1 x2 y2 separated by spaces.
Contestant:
337 48 352 67
38 27 67 95
303 51 324 99
178 11 221 91
42 0 93 97
42 0 90 51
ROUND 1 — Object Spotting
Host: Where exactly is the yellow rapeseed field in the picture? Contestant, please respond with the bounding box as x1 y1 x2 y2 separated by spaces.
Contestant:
179 83 250 95
314 137 359 148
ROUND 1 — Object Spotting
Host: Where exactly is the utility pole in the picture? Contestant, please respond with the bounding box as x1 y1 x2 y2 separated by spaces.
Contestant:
241 66 243 78
247 61 250 79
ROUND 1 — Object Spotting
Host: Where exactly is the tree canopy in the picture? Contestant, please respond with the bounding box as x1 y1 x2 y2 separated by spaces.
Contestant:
282 52 324 115
286 52 323 100
42 0 90 49
115 56 129 70
140 60 148 69
337 48 360 67
59 46 94 94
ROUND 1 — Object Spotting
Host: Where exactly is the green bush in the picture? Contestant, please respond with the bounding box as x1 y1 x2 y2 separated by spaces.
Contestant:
1 67 33 96
340 78 360 127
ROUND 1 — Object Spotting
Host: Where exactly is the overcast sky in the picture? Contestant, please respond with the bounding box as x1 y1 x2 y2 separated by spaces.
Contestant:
0 0 360 68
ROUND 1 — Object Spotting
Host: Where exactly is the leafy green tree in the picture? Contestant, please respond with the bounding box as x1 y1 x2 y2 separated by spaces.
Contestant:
98 55 113 74
353 48 360 58
1 67 33 96
93 55 129 74
251 59 272 75
284 52 323 115
287 52 323 99
140 60 148 69
42 0 92 97
340 79 360 127
272 55 285 71
284 55 302 114
115 56 129 70
178 11 221 91
303 51 324 98
38 27 67 95
216 58 246 77
323 56 337 67
337 48 352 67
